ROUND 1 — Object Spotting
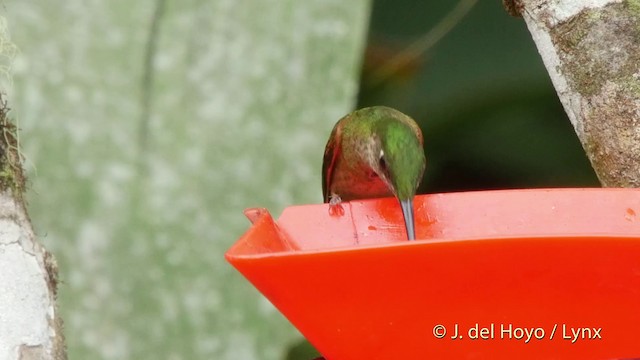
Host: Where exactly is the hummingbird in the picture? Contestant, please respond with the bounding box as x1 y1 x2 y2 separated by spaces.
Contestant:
322 106 426 240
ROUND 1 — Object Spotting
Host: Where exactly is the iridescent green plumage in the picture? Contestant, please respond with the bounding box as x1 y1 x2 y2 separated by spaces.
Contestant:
322 106 426 240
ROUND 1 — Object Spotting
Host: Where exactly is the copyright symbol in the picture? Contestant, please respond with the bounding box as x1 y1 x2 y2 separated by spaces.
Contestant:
433 324 446 338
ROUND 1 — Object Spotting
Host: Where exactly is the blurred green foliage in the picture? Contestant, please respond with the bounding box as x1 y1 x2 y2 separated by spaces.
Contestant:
359 0 599 194
6 1 369 360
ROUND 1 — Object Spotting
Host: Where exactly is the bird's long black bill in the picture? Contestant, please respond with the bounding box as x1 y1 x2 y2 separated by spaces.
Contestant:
400 199 416 241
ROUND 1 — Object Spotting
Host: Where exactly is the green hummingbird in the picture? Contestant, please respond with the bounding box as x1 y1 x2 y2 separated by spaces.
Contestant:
322 106 426 240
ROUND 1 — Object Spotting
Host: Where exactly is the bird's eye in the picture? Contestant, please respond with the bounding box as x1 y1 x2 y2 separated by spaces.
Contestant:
379 154 387 171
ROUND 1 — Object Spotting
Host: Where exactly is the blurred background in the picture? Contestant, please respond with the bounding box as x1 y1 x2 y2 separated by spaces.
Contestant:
360 0 598 194
2 0 598 359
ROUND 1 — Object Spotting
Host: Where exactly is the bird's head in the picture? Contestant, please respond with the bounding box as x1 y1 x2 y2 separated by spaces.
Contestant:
362 107 426 240
367 115 426 201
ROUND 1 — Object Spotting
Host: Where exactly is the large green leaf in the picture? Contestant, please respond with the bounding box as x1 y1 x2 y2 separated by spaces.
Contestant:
5 1 370 359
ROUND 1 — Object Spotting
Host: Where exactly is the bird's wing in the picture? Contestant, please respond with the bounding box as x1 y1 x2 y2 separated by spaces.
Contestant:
322 123 342 203
399 115 424 145
413 122 424 145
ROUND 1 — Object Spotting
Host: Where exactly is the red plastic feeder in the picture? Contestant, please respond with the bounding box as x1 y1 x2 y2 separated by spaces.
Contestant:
225 189 640 360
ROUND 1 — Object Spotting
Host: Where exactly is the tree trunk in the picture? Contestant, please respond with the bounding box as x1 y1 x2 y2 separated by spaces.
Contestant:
504 0 640 187
0 99 66 359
